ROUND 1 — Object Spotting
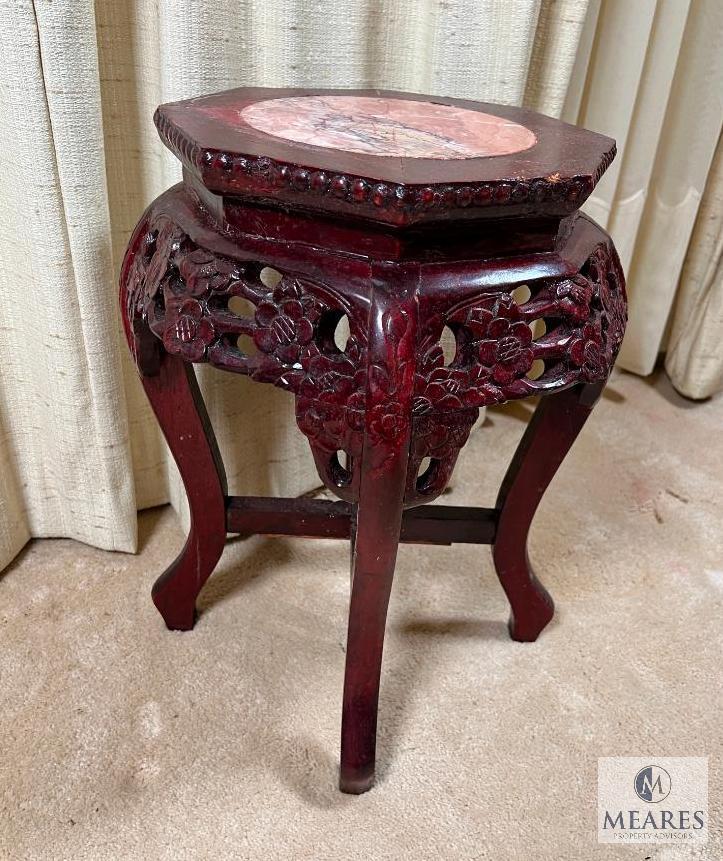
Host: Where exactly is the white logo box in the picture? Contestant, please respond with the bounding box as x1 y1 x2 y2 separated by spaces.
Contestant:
598 757 708 845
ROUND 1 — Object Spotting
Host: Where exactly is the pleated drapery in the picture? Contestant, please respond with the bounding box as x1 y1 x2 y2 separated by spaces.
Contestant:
665 137 723 400
0 0 721 572
564 0 722 379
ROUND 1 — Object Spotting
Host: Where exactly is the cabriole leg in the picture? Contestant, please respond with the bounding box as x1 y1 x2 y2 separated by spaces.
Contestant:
120 215 229 631
122 304 228 631
492 382 604 642
142 354 228 630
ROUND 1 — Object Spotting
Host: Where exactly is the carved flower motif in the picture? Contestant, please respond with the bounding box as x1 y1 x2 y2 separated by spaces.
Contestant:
369 401 407 443
178 248 241 296
306 353 357 397
412 345 471 413
299 336 367 430
415 411 477 460
162 298 215 360
413 298 532 412
461 365 508 407
569 322 605 381
555 275 593 321
469 295 534 384
253 295 315 364
295 401 349 452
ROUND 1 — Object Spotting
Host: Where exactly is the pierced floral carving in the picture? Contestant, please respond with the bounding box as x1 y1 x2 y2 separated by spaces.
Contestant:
163 298 216 361
406 408 479 503
569 322 605 382
459 294 535 384
411 243 626 412
126 216 341 394
180 248 241 296
252 286 317 364
123 211 626 506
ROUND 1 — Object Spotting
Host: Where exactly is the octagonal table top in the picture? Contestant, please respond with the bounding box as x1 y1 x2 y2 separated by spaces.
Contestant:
155 87 616 227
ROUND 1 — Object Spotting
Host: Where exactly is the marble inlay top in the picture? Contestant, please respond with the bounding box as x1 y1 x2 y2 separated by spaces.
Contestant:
231 95 537 160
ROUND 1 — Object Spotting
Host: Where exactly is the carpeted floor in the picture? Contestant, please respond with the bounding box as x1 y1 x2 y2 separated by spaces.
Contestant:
1 370 721 860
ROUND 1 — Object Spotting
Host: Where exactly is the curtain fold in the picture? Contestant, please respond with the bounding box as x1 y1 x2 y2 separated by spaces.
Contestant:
564 0 723 377
524 0 591 116
665 135 723 400
1 0 720 574
0 1 136 565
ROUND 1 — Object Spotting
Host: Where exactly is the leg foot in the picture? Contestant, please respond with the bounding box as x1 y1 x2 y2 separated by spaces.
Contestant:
340 768 376 795
493 382 604 642
503 574 554 643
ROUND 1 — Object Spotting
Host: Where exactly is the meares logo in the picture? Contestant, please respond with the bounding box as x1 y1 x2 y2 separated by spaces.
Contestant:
602 810 706 831
598 757 708 845
635 765 671 803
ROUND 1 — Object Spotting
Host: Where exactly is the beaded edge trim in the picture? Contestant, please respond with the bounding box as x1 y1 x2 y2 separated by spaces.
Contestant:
155 110 616 215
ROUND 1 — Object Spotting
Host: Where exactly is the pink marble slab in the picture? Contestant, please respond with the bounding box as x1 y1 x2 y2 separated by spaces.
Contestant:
219 95 536 160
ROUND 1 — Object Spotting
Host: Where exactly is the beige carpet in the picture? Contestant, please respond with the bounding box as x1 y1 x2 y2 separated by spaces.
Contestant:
1 370 721 860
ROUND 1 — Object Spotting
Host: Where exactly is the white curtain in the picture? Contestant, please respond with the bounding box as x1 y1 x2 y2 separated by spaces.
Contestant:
665 135 723 400
0 0 720 572
561 0 723 378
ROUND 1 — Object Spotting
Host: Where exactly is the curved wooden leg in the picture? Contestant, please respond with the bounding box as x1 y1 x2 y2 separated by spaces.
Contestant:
140 352 227 630
339 273 417 794
119 220 228 630
493 381 604 642
122 310 227 631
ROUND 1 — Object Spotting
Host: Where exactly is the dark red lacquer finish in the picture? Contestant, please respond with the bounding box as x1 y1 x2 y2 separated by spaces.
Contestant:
119 88 627 794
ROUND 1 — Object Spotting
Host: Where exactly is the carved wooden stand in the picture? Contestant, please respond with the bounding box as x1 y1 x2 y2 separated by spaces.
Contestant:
120 88 627 794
